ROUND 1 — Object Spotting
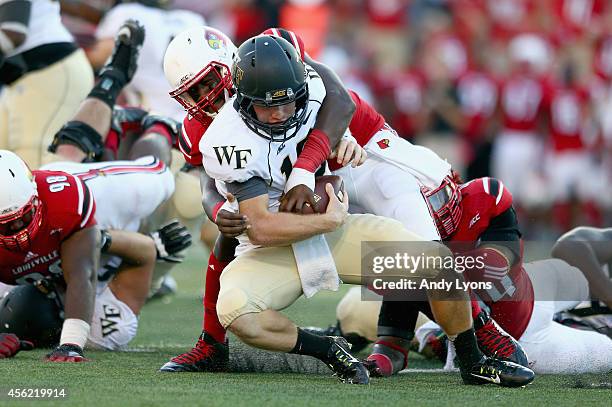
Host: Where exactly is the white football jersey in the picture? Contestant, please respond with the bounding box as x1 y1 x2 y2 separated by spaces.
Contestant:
201 67 326 252
96 4 204 120
42 156 175 283
8 0 74 56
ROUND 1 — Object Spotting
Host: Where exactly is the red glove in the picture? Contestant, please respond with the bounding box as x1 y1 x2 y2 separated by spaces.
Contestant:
46 343 88 363
0 333 34 358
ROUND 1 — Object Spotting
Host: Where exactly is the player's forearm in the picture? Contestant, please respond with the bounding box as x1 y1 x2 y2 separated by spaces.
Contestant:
200 168 224 221
63 271 96 323
552 239 612 308
106 230 157 267
60 227 100 332
307 56 355 149
247 211 338 246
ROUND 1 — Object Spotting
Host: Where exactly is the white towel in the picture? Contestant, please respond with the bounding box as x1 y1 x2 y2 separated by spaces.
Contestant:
292 234 339 298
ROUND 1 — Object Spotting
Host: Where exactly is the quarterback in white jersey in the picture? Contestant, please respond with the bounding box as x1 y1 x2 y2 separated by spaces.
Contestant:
201 64 325 255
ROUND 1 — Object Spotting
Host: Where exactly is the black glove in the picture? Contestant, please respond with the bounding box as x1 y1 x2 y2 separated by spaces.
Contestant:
149 220 192 263
46 343 87 363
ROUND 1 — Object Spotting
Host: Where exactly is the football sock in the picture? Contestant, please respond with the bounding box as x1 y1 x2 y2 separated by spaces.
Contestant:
202 252 229 343
87 70 127 109
290 328 333 361
376 300 422 339
471 299 482 320
450 327 483 371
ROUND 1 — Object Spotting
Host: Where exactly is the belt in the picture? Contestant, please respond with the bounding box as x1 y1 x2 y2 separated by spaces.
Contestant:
0 42 77 86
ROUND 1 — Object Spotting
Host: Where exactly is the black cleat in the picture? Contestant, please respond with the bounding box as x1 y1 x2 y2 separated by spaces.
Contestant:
303 322 371 353
474 310 529 367
462 355 535 387
100 19 145 85
159 331 228 372
325 337 369 384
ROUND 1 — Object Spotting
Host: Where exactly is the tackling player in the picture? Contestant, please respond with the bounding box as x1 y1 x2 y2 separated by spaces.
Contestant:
316 182 612 374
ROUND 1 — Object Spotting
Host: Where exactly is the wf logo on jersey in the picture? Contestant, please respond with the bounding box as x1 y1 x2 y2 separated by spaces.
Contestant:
377 139 390 149
100 304 121 337
213 146 252 169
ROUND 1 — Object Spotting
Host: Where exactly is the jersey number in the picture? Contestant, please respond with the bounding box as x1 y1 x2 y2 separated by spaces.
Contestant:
46 176 70 193
280 138 325 180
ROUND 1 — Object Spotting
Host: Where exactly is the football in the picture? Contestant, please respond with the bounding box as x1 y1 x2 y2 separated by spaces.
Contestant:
302 175 345 214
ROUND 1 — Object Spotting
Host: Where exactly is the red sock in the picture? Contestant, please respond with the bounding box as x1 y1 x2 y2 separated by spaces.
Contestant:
470 298 482 320
202 252 230 343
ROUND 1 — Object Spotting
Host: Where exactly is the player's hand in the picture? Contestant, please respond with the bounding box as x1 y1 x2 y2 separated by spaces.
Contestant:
150 220 192 263
280 184 317 213
215 193 249 238
324 183 349 228
46 344 87 363
0 333 34 359
329 139 367 168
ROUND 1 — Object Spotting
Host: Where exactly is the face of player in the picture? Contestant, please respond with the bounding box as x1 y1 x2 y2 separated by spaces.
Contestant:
0 208 35 237
182 69 226 114
252 102 296 124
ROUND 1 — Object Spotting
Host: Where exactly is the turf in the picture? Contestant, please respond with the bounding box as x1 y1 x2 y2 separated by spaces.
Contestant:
0 246 610 407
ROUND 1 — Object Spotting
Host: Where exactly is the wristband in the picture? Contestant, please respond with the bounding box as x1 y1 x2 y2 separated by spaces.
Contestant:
284 167 315 193
59 318 90 348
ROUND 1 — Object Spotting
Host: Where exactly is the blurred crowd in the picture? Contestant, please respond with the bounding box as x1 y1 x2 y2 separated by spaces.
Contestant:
24 0 612 236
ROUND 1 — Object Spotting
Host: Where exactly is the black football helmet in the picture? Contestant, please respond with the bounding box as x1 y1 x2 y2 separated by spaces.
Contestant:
0 284 63 347
232 35 308 142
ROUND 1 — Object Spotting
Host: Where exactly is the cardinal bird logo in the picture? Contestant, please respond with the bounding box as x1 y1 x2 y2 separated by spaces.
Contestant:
377 139 390 149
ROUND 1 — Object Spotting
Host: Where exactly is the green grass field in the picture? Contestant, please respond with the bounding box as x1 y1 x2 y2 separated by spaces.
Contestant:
0 246 610 407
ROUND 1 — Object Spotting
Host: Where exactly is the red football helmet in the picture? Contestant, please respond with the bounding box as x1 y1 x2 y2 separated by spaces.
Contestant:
423 174 463 240
0 150 43 251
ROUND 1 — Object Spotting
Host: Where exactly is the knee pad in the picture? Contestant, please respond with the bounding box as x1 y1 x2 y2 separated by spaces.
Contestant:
217 287 262 329
48 121 104 162
172 171 204 220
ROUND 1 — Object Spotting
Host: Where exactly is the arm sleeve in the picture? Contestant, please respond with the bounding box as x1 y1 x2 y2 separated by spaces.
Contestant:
479 207 521 261
226 177 268 202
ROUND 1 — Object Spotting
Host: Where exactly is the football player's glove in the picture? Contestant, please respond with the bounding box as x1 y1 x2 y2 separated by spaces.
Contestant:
0 333 33 358
149 220 192 263
46 344 87 363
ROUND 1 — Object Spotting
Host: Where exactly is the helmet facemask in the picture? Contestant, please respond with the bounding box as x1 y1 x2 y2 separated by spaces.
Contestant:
0 195 43 251
236 82 309 143
169 61 234 124
423 176 463 240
